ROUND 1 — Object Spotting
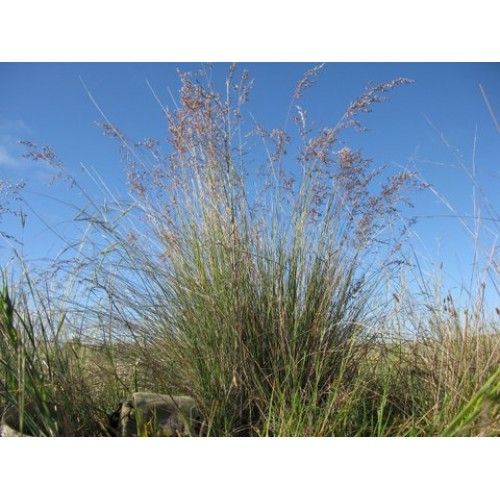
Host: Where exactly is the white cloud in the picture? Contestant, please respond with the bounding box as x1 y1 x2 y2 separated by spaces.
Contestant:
0 119 31 134
0 120 35 170
0 129 55 189
0 143 22 168
0 121 51 184
0 118 29 169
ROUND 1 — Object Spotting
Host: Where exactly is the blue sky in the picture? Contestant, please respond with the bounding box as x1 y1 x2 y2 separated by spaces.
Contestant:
0 63 499 306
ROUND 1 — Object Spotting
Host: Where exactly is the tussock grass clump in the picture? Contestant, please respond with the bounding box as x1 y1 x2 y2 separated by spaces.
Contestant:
83 65 424 435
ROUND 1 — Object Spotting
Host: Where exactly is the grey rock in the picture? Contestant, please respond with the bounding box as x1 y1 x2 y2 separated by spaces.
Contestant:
112 392 201 437
0 405 31 437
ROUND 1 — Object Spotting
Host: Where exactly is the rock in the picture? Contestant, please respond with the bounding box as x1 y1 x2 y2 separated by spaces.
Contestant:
0 405 31 437
2 392 202 437
111 392 201 437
